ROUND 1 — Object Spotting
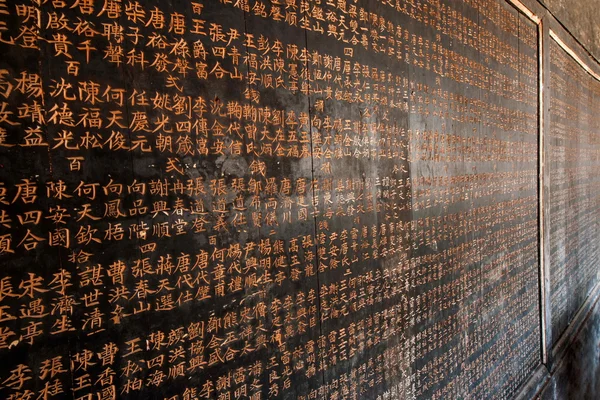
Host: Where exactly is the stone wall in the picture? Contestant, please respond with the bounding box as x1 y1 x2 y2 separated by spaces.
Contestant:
542 0 600 62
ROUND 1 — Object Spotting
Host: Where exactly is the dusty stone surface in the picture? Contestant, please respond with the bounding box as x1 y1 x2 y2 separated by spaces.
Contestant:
542 0 600 61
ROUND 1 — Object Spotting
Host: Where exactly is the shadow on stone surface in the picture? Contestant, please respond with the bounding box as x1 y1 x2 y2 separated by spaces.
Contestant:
538 299 600 400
